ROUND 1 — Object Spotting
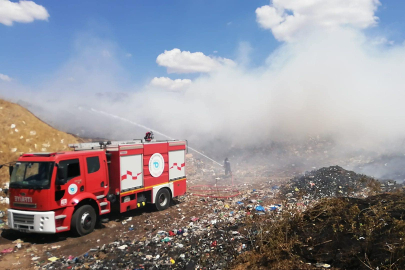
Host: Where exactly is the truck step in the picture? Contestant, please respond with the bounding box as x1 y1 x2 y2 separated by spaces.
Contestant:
100 209 110 214
99 202 108 206
55 215 66 220
96 195 105 199
56 226 69 231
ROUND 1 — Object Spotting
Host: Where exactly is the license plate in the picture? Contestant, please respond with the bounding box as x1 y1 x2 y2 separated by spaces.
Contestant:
19 228 28 233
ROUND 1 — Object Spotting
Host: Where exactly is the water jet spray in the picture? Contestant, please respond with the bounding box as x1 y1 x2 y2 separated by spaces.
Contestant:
89 108 224 167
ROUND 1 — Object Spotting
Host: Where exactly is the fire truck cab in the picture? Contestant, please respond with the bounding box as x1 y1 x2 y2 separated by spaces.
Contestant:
7 139 187 236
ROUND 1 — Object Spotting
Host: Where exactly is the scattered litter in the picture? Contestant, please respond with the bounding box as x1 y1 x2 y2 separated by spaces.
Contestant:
255 205 265 212
1 248 13 253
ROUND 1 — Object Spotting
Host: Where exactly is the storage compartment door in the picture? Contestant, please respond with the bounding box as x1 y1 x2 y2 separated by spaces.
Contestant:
169 150 185 180
120 154 143 191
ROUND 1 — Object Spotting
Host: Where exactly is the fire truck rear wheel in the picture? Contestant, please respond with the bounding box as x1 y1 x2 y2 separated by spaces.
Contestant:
71 205 96 236
155 188 171 211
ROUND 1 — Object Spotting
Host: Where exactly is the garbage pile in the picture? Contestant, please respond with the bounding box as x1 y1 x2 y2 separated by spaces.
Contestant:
280 166 380 201
235 192 405 270
43 221 248 270
40 188 283 270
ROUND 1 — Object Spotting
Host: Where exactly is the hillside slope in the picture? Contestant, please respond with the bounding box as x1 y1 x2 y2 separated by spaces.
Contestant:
0 99 80 186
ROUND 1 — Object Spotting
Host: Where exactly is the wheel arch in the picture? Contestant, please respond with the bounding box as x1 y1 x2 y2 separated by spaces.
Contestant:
152 184 173 203
74 198 100 217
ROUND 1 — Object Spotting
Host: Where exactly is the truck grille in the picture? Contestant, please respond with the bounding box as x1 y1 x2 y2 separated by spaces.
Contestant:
13 203 37 209
13 213 34 225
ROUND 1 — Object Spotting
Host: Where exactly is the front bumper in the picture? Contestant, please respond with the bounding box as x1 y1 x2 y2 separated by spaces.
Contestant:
7 209 56 233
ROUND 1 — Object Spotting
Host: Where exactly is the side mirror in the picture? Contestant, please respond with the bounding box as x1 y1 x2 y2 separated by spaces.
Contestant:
9 166 13 177
56 165 67 185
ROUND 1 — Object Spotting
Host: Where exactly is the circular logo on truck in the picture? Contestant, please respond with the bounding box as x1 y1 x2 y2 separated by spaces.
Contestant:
149 153 164 177
68 184 78 195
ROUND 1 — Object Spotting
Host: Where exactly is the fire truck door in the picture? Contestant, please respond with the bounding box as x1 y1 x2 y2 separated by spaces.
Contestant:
57 158 83 204
84 156 105 195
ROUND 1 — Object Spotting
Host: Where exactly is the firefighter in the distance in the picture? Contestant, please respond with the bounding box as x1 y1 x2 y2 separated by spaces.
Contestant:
224 157 231 176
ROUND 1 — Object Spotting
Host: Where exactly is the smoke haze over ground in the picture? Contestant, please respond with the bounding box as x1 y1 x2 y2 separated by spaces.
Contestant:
1 0 405 179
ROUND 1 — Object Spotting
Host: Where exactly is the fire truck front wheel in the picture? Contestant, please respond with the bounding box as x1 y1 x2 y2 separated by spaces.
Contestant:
71 205 97 236
155 188 171 211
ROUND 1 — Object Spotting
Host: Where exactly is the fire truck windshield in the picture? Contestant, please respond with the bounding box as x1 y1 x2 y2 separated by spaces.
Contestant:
10 162 54 189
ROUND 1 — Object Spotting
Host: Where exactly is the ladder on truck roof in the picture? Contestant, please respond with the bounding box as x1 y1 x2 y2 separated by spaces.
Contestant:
69 140 142 150
68 139 180 151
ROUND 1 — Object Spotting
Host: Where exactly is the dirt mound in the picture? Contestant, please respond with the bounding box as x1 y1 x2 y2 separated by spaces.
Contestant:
280 166 380 200
0 99 80 187
235 192 405 270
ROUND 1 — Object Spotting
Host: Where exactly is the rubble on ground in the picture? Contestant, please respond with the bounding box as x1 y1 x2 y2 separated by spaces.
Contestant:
280 166 381 202
37 182 284 270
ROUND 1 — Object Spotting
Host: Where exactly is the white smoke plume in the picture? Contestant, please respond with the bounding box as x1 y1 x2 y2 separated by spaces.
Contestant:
1 1 405 170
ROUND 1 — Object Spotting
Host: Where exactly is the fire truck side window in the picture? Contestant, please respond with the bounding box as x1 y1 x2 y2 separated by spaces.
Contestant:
86 156 100 174
59 159 81 181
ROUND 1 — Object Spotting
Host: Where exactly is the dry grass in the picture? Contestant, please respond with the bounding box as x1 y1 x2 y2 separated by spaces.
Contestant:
0 98 80 187
232 192 405 270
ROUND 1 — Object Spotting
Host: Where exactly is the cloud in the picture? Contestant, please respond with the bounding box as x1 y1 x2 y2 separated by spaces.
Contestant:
126 53 132 58
256 0 380 42
0 0 49 26
149 77 191 91
156 48 235 73
0 73 12 82
236 41 252 66
371 36 395 46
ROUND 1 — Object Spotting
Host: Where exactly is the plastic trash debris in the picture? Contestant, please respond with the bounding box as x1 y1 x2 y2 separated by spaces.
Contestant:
162 237 172 242
1 248 13 253
255 205 265 212
48 257 59 262
315 263 331 268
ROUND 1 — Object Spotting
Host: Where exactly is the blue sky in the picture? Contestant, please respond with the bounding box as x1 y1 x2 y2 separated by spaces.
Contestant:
1 0 274 84
1 0 404 87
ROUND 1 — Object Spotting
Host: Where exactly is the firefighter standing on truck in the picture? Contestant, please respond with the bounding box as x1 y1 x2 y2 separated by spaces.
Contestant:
224 157 231 176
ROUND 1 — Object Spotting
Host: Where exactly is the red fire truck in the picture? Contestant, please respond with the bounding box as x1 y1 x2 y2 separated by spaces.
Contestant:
7 139 187 235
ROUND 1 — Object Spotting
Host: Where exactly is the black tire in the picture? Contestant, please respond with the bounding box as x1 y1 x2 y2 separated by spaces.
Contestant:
155 188 171 211
71 205 97 236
